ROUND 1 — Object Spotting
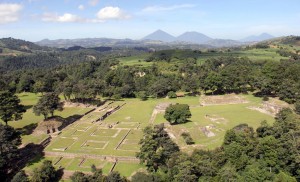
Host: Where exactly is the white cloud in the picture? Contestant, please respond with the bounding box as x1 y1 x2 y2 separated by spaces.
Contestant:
96 6 130 20
41 7 130 24
42 13 84 23
142 4 196 12
89 0 99 6
28 0 39 3
78 5 85 10
0 3 22 24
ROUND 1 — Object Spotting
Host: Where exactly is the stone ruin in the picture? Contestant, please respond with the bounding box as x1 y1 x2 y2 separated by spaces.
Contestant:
200 94 248 106
248 98 290 116
200 124 216 137
155 103 172 113
34 118 63 135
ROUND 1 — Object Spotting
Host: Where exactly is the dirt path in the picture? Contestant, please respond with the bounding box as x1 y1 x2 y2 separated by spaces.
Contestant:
149 109 159 124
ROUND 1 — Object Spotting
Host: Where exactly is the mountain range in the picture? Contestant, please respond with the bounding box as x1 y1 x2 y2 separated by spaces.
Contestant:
142 30 213 44
36 30 275 48
142 30 275 44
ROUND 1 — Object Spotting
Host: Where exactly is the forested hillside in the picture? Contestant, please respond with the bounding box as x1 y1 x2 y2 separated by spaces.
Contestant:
1 42 300 103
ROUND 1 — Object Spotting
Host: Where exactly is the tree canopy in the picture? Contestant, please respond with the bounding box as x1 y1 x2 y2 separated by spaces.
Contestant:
164 104 191 124
0 91 25 125
0 124 21 180
136 124 179 172
33 92 63 119
31 160 57 182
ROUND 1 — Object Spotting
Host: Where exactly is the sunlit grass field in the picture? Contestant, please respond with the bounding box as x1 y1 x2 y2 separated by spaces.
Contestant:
7 92 278 179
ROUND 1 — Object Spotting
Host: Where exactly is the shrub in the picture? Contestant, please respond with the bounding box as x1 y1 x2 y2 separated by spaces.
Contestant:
294 101 300 115
262 96 269 101
167 91 177 99
181 132 195 145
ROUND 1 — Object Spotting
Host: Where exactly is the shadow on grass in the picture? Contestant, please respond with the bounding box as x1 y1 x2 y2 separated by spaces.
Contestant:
16 123 38 136
253 91 276 98
169 119 193 126
56 168 64 181
24 105 33 110
106 98 125 102
8 143 45 180
64 114 82 122
10 143 64 182
185 91 201 96
20 143 45 167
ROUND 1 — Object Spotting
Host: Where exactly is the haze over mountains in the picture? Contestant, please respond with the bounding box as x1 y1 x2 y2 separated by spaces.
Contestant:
240 33 275 42
36 30 275 48
142 30 275 44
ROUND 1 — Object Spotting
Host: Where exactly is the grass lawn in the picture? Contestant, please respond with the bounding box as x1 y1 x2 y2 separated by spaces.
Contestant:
115 122 140 129
67 158 113 174
55 157 73 167
93 128 119 137
114 162 145 177
83 141 108 149
21 134 49 146
48 138 76 150
21 93 282 179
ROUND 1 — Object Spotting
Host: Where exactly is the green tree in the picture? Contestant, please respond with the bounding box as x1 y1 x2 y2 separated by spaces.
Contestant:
294 101 300 115
216 162 240 182
240 162 273 182
167 153 198 182
131 172 160 182
11 170 29 182
191 150 218 178
33 92 63 119
256 136 279 168
33 80 46 94
135 91 148 101
274 171 297 182
0 91 26 125
181 132 194 145
32 160 57 182
203 72 223 94
0 124 21 180
164 104 191 124
70 171 89 182
90 165 104 182
106 171 125 182
137 124 179 172
167 91 177 99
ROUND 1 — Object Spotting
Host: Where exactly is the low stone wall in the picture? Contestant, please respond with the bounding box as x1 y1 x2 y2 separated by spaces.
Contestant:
44 151 139 162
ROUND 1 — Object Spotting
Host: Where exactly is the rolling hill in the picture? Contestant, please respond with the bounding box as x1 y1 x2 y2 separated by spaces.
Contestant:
241 33 275 42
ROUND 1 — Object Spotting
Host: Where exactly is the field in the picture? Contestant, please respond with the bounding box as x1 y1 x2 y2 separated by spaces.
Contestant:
117 47 290 68
8 92 279 178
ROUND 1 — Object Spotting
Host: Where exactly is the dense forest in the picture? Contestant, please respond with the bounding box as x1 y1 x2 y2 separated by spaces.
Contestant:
1 48 300 104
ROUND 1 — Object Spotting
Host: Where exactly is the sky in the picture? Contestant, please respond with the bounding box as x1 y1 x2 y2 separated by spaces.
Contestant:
0 0 299 41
